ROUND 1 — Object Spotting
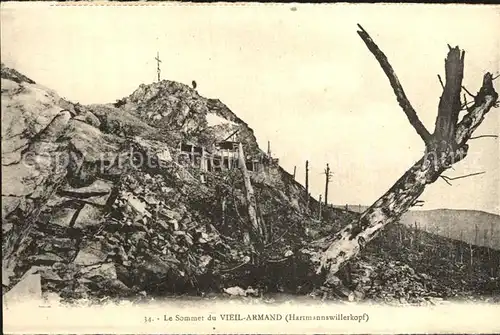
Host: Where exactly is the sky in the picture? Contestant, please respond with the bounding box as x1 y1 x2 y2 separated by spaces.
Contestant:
1 3 499 214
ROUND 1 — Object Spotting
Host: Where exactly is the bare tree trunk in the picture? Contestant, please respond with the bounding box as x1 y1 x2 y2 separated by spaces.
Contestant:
308 25 498 284
237 143 262 245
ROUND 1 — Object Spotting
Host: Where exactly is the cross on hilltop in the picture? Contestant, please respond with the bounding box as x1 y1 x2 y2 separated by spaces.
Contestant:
155 51 162 82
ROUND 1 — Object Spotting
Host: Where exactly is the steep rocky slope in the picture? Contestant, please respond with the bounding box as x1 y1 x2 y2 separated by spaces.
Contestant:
1 64 319 301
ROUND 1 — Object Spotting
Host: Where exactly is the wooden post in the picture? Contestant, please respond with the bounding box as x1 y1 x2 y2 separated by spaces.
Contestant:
469 241 474 276
237 143 261 246
201 147 206 171
448 239 453 261
413 221 418 249
222 150 227 170
475 224 479 245
318 195 322 221
324 163 332 206
221 197 226 227
460 230 464 264
200 147 206 183
469 223 479 273
483 227 488 248
489 222 494 276
293 166 296 180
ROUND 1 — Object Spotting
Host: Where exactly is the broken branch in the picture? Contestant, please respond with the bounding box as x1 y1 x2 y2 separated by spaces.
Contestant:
438 74 445 89
411 199 425 207
357 24 432 144
469 135 498 140
442 171 485 182
440 176 453 186
462 85 476 98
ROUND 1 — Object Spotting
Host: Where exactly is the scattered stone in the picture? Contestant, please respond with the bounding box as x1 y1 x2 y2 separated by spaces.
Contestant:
27 253 64 265
74 111 101 128
73 241 108 266
81 263 118 280
3 272 42 306
223 286 247 296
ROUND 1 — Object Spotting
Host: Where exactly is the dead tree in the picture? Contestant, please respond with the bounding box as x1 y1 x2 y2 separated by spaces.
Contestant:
324 163 333 206
310 25 498 284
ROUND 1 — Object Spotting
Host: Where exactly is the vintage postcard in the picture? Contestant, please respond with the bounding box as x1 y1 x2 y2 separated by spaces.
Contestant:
1 2 499 334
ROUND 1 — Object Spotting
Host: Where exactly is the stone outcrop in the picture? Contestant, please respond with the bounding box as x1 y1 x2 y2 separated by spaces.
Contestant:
1 66 315 302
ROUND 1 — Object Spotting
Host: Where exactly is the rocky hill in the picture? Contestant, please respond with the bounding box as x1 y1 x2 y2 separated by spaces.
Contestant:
1 63 320 302
2 64 499 305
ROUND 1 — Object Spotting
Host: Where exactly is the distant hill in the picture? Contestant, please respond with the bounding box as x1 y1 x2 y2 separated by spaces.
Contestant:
400 209 500 250
333 205 500 250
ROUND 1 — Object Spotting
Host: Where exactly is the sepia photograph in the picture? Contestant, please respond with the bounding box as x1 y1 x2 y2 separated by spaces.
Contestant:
1 2 500 333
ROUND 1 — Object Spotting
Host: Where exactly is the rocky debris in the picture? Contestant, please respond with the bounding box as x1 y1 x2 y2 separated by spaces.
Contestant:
133 136 173 163
116 80 262 155
3 271 42 307
2 74 78 284
3 154 244 300
123 81 209 134
223 286 259 297
303 219 500 305
74 110 101 128
1 63 36 84
349 257 445 304
89 103 158 140
308 254 479 305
